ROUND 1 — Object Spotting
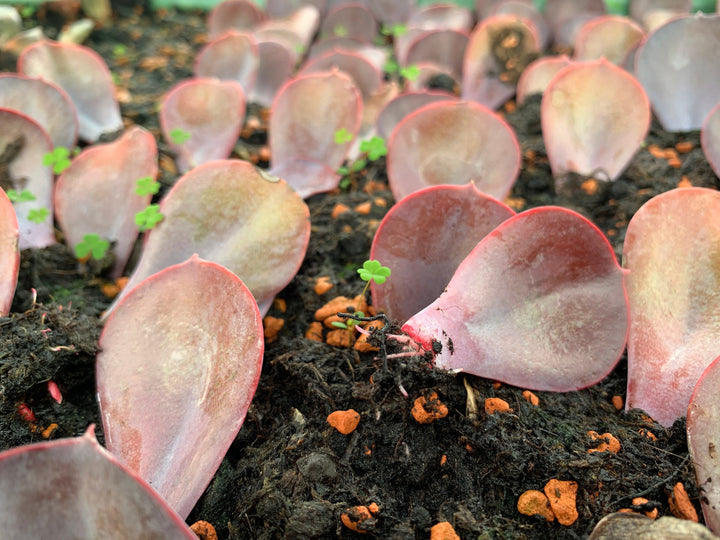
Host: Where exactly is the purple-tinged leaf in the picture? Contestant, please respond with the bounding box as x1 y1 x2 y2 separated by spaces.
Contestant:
403 207 628 392
0 108 54 250
105 160 310 318
366 0 413 24
300 49 382 100
268 159 341 200
319 3 377 43
387 100 520 202
516 55 573 105
477 0 534 18
687 355 720 534
159 78 246 173
269 70 362 191
265 0 325 19
376 90 457 140
0 74 78 150
490 1 551 49
194 31 259 94
574 15 645 64
309 39 387 72
0 426 196 538
255 5 320 53
635 13 720 132
701 103 720 179
18 40 122 143
543 0 606 46
541 58 650 183
206 0 266 40
54 126 158 278
623 187 720 427
405 29 469 82
407 3 473 32
98 255 263 519
370 184 515 324
462 15 540 109
0 189 18 317
248 38 294 106
630 0 691 30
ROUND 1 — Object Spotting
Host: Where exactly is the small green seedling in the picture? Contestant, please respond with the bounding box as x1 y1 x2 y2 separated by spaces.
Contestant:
384 59 399 74
113 44 128 57
381 23 407 38
75 233 110 260
27 207 49 224
6 189 36 203
43 147 71 174
337 158 367 177
334 127 354 145
135 176 161 196
333 24 348 37
400 64 420 82
135 204 164 231
359 136 387 161
332 310 365 330
169 128 191 145
357 259 391 297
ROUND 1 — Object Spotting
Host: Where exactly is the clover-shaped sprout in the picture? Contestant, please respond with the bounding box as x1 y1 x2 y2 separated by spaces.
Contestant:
358 259 391 297
75 233 110 260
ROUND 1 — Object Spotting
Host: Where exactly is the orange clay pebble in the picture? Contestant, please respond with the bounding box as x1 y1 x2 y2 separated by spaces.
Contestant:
581 178 599 196
587 431 621 453
676 141 694 153
190 520 218 540
412 392 449 424
668 482 699 522
325 328 353 348
522 390 539 406
257 146 271 162
100 276 129 298
429 521 461 540
354 320 383 353
440 454 447 466
517 490 555 522
544 479 579 526
262 316 284 344
331 203 350 218
41 423 58 438
647 144 665 159
612 395 623 410
667 156 682 168
354 201 372 215
631 497 658 519
272 298 287 312
314 276 334 295
485 397 512 415
304 321 323 342
314 295 367 321
341 505 375 533
374 197 387 207
638 428 658 441
492 381 502 389
327 409 360 435
677 175 692 188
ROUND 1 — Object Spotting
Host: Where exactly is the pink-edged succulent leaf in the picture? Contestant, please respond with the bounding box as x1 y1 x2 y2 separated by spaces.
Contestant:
623 187 720 427
404 29 469 81
630 0 691 30
491 1 550 49
0 74 78 150
0 108 54 250
387 100 520 202
268 158 341 200
194 31 259 94
477 0 534 18
206 0 266 40
299 49 382 100
701 103 720 179
0 189 19 317
54 126 158 278
269 70 362 179
516 55 573 105
687 355 720 534
541 58 650 183
462 15 540 109
98 255 263 519
376 90 458 140
0 426 196 538
574 15 645 64
407 3 473 32
543 0 606 46
636 14 720 132
370 183 515 324
18 40 122 143
403 207 629 391
319 3 378 43
403 63 458 93
366 0 413 24
159 78 246 173
105 160 310 318
248 38 294 106
255 5 320 53
265 0 325 19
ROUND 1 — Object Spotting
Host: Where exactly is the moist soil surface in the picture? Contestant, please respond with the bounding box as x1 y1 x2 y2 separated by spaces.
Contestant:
1 5 716 540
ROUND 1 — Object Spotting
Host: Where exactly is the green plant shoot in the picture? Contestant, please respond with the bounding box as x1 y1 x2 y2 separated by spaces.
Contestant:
400 64 420 82
169 128 191 145
381 23 407 37
333 24 348 37
6 189 36 203
27 207 49 224
360 136 387 161
358 259 391 297
135 176 160 196
334 128 354 145
43 147 71 174
135 204 164 231
75 233 110 260
383 59 399 74
332 311 365 330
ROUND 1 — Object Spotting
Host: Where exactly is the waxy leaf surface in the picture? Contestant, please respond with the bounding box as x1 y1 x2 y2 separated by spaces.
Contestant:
0 188 18 316
403 207 628 391
98 256 264 519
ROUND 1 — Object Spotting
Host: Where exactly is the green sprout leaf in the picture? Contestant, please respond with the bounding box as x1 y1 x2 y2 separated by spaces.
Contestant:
400 64 420 82
135 204 164 231
334 127 354 145
382 23 407 37
333 24 348 37
383 59 399 74
358 260 391 284
135 176 161 196
43 147 71 174
75 233 110 260
360 136 387 161
27 207 49 224
331 311 365 330
113 44 128 57
6 189 36 203
169 128 191 145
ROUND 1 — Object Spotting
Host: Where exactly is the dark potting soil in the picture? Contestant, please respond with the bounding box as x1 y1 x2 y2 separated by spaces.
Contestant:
1 6 716 539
